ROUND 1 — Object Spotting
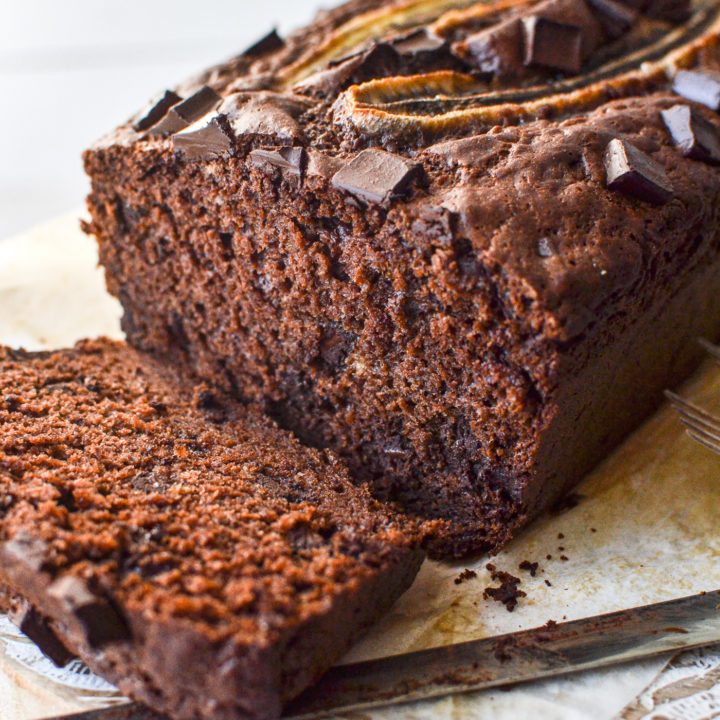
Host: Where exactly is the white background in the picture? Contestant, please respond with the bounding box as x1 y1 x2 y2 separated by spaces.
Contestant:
0 0 322 240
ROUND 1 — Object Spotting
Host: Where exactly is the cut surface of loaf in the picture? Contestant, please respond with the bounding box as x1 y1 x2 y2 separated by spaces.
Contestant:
0 339 422 720
84 0 720 557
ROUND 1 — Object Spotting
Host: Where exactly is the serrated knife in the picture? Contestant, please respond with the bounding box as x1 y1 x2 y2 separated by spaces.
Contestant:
47 590 720 720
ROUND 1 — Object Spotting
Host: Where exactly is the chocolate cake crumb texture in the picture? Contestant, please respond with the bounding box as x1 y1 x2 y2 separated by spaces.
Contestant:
83 0 720 560
519 560 539 577
484 564 527 612
0 340 422 720
454 568 478 585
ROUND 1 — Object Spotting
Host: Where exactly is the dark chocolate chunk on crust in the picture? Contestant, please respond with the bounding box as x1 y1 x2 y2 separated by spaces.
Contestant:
132 90 182 132
149 86 221 137
331 149 422 204
586 0 638 39
249 147 307 176
604 138 673 204
173 114 234 161
242 28 285 58
662 104 720 164
673 69 720 111
522 16 583 75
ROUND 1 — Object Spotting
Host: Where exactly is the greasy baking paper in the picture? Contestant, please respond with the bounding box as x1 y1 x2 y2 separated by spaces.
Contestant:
1 213 720 720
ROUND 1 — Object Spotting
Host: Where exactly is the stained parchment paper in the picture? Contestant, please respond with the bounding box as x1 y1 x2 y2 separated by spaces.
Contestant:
1 213 719 720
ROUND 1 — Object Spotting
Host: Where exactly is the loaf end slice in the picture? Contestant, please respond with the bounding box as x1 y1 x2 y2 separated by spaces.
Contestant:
0 339 422 720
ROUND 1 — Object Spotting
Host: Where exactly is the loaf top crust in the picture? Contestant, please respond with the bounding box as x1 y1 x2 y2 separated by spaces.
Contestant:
87 0 720 342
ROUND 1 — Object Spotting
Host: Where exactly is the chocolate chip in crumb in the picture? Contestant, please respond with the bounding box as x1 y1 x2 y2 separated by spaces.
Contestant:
16 605 75 667
250 147 307 176
131 471 170 494
537 237 556 258
3 395 20 412
2 533 48 572
604 138 673 204
47 576 129 648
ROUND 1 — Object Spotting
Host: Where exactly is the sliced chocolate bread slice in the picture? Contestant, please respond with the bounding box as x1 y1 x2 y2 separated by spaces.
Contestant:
0 339 422 720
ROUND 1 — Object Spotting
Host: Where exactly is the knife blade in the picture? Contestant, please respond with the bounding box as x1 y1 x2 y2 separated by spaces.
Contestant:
48 590 720 720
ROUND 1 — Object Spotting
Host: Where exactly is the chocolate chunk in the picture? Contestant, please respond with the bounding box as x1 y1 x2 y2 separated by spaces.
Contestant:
15 605 74 667
604 138 673 204
173 113 233 161
662 104 720 164
2 533 47 572
242 28 284 58
306 151 345 179
410 207 455 246
149 86 222 137
522 16 583 74
295 43 403 96
330 42 401 78
3 394 20 412
456 18 523 77
222 94 308 144
47 576 129 648
249 147 307 176
391 29 462 74
131 471 170 494
132 89 182 132
537 237 557 257
586 0 638 39
332 149 422 204
673 69 720 111
392 29 446 56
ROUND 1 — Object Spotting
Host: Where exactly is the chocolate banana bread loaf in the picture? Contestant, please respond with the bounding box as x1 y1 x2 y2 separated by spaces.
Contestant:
84 0 720 558
0 339 422 720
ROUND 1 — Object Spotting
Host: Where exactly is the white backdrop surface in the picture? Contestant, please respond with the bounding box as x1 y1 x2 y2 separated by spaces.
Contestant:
0 0 322 239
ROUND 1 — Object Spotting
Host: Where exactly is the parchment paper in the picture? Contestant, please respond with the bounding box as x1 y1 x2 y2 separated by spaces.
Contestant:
1 213 720 720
